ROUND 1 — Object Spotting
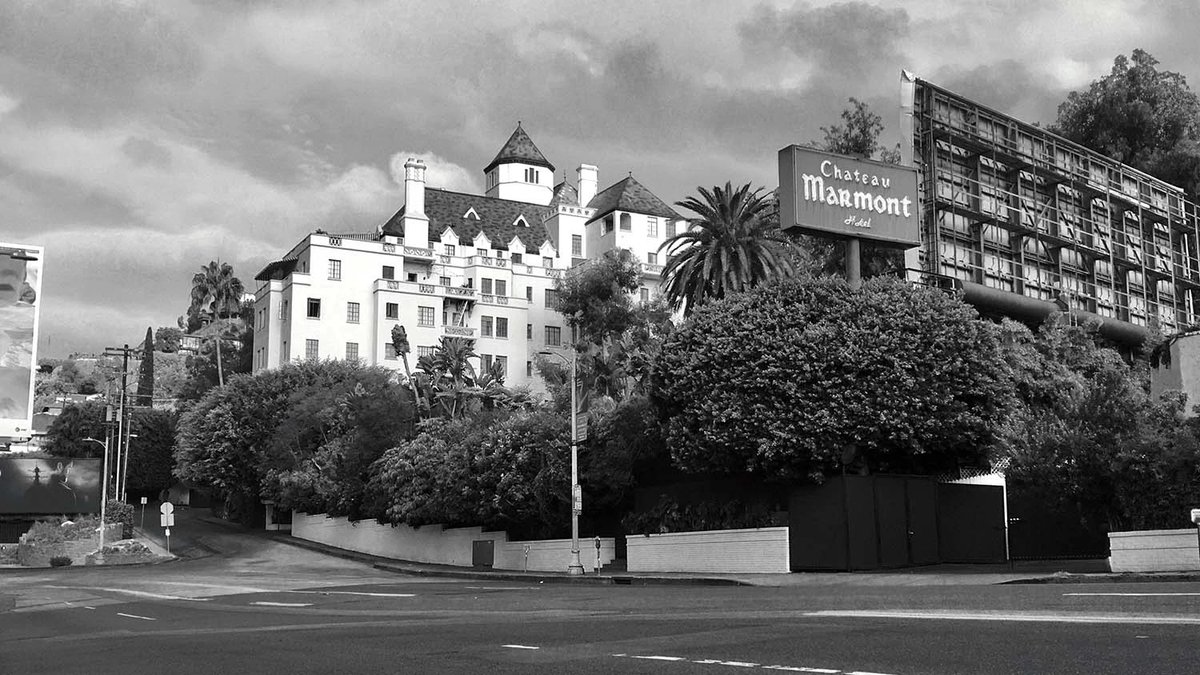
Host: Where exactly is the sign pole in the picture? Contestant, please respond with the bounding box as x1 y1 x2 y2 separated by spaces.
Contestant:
846 238 862 290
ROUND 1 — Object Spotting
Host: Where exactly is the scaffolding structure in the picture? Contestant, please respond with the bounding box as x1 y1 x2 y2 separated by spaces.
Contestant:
910 79 1200 335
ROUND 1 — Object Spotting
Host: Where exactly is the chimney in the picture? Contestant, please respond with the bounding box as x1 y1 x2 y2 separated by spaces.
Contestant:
577 164 598 208
402 158 430 248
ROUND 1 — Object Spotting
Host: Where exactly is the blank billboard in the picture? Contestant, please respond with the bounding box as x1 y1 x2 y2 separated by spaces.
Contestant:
0 458 102 514
0 242 43 439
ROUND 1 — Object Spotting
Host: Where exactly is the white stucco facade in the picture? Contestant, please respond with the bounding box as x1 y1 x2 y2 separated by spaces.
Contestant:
252 125 686 389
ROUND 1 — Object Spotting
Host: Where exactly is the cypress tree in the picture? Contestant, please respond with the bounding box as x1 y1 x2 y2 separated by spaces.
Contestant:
136 326 154 407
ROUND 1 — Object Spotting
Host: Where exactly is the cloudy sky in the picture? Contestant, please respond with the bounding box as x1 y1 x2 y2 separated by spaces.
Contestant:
3 0 1199 358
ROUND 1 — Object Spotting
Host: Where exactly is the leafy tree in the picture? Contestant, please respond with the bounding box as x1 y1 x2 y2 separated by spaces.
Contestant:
817 97 901 163
367 409 570 537
44 401 109 458
580 395 673 517
660 182 795 315
654 276 1011 482
176 360 416 521
154 327 183 353
136 327 154 407
1052 49 1200 198
554 249 641 340
1002 317 1200 531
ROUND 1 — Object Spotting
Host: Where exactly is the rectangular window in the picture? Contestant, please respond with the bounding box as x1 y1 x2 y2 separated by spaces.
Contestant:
603 215 614 235
527 323 533 340
482 354 494 372
545 326 561 346
439 276 451 286
477 248 489 258
279 299 289 320
481 316 494 337
345 342 359 361
511 252 523 264
647 252 657 265
571 235 582 257
282 341 289 361
328 259 341 281
307 298 321 319
647 217 658 237
481 278 493 295
526 361 533 377
305 339 319 360
496 317 508 339
667 221 677 237
545 289 558 308
526 286 533 301
543 256 554 268
640 288 649 303
418 306 435 327
347 302 360 323
495 355 507 377
619 214 631 231
445 244 456 256
524 167 539 183
417 346 434 358
496 279 507 296
382 265 395 280
384 344 397 360
386 302 399 320
407 272 418 282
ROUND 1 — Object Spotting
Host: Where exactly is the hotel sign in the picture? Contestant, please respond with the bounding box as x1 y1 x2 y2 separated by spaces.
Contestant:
778 146 919 248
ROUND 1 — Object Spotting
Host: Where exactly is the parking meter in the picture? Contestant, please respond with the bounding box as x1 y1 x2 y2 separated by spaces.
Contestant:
593 536 601 573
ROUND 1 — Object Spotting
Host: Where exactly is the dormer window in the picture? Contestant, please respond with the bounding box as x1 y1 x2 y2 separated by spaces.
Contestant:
513 215 530 228
486 171 498 190
463 207 480 220
524 168 540 184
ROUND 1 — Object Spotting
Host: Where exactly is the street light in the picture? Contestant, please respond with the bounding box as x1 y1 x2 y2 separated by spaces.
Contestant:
82 437 109 551
538 348 585 576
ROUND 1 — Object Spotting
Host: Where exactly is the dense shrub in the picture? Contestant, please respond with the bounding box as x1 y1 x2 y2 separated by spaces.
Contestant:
105 500 134 539
49 556 73 567
621 497 777 535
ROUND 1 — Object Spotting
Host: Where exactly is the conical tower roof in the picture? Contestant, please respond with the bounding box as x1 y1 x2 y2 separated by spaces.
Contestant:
585 175 681 223
484 123 555 174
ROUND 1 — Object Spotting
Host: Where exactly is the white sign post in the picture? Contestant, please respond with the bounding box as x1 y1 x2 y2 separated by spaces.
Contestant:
160 502 175 554
140 496 148 530
1191 509 1200 566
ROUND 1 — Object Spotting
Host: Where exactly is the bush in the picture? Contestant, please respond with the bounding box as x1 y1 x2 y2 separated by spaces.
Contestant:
22 521 66 547
49 555 73 567
105 500 134 539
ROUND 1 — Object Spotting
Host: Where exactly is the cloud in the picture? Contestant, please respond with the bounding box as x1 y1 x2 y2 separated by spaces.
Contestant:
389 152 479 194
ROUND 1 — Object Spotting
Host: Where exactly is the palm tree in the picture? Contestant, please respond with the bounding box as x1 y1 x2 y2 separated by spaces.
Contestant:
659 182 795 315
415 337 479 418
189 261 245 386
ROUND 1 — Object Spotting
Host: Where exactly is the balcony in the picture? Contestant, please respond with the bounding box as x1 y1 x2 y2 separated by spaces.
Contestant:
640 263 665 277
401 245 435 261
443 325 476 338
469 255 509 268
445 286 476 300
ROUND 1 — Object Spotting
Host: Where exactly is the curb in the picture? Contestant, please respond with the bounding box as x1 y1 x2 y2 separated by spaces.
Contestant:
1003 572 1200 585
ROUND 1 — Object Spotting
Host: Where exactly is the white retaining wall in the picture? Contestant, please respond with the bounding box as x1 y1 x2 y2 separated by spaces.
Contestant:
626 527 790 574
1109 529 1200 572
292 513 616 572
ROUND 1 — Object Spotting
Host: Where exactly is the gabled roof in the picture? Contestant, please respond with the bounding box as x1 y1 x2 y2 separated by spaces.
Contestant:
585 175 682 223
381 189 553 251
483 123 555 174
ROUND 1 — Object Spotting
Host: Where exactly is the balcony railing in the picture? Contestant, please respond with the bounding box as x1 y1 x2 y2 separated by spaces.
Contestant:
479 295 510 305
402 246 435 259
446 286 476 299
444 325 476 338
470 256 509 268
640 263 665 276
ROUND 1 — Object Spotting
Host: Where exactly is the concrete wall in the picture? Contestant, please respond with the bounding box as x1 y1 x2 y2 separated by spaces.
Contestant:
1109 529 1200 572
626 527 790 574
292 513 616 572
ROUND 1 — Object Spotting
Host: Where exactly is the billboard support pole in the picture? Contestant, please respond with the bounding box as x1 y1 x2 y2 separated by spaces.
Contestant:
846 238 862 290
99 436 109 551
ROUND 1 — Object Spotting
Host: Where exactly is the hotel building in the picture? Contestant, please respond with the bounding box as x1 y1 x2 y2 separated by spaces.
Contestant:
252 125 684 387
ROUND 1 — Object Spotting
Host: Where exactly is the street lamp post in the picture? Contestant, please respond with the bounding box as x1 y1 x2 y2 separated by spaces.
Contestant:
82 437 109 551
539 348 586 576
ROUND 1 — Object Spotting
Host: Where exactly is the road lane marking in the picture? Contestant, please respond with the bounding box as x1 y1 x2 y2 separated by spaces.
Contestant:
116 612 156 621
631 655 687 661
763 667 839 673
45 586 210 602
292 591 415 598
1064 592 1200 597
695 660 759 667
807 610 1200 625
848 672 897 675
250 601 312 607
502 645 540 650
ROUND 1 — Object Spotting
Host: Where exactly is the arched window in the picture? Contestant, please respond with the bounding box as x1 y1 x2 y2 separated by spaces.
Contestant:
619 213 632 231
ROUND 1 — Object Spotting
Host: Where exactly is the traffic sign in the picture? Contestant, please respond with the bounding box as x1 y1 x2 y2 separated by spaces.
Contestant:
160 512 174 527
573 414 588 443
572 484 582 514
160 502 174 516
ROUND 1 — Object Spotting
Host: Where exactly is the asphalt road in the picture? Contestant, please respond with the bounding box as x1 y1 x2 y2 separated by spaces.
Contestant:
2 514 1199 674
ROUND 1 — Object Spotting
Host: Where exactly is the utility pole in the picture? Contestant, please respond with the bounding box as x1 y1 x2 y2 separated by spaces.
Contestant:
104 344 137 503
